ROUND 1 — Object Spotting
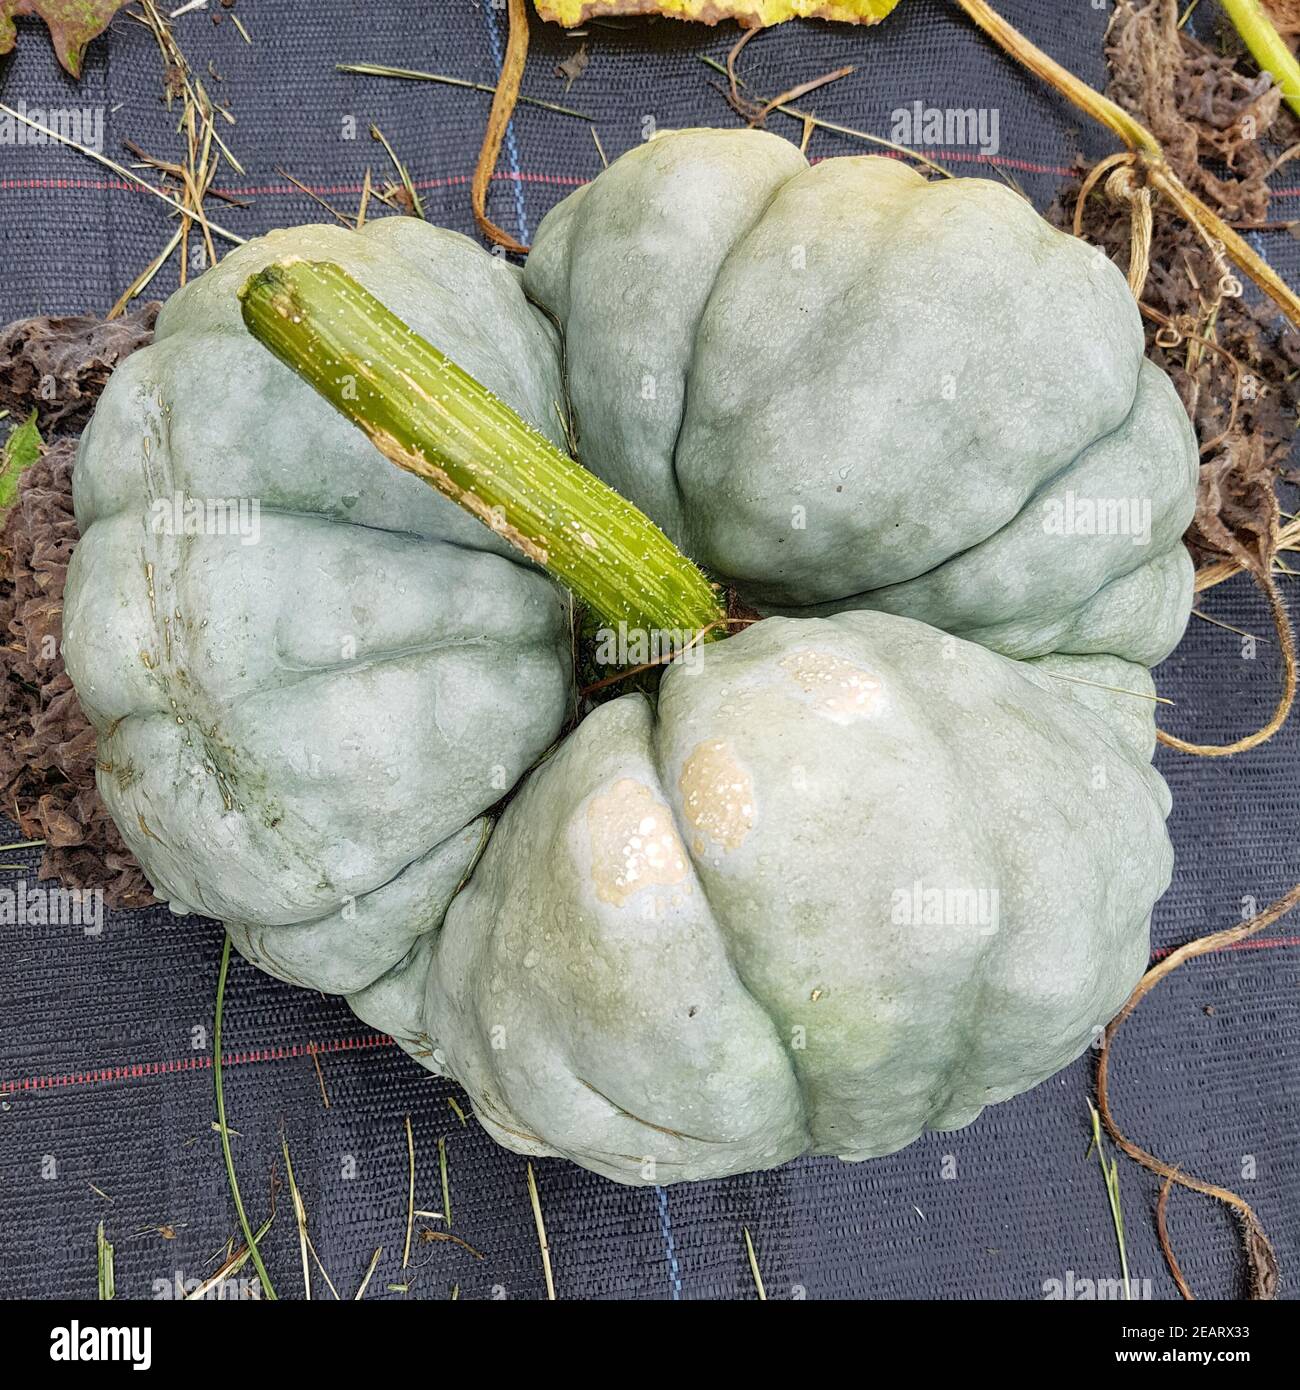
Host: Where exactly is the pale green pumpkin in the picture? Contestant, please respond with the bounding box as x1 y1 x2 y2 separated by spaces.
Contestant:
524 129 1199 665
62 134 1190 1184
353 611 1172 1183
63 220 573 991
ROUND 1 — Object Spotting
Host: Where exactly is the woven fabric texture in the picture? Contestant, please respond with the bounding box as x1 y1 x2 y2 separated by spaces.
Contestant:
0 0 1296 1300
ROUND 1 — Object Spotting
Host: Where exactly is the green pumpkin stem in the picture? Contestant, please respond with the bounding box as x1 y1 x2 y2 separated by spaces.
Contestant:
238 258 725 641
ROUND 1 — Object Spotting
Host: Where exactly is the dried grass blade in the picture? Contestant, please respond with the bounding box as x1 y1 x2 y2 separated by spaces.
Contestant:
742 1226 765 1300
213 936 277 1298
439 1137 453 1231
184 1214 273 1300
1087 1100 1132 1300
526 1162 555 1300
97 1221 115 1300
697 57 952 177
354 1246 383 1300
403 1116 416 1269
370 125 425 220
281 1134 311 1299
337 63 593 121
0 102 244 245
748 65 854 128
276 168 356 228
108 228 183 320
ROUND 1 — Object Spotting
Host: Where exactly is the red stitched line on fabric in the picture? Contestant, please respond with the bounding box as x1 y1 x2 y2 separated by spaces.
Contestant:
0 150 1085 201
4 162 1298 199
0 1032 392 1095
0 170 586 197
2 935 1295 1096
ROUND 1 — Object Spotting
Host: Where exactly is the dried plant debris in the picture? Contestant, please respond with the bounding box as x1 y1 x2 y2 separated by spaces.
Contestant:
1052 0 1300 576
0 304 159 436
0 308 157 908
1106 0 1292 220
1194 434 1288 579
0 440 154 907
0 0 129 76
1263 0 1300 38
555 42 589 91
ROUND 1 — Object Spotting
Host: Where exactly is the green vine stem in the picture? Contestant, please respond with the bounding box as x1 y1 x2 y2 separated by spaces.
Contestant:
214 935 278 1300
952 0 1300 331
240 259 725 641
1220 0 1300 121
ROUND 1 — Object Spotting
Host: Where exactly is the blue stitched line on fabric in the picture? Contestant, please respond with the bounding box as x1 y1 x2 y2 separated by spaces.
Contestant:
483 2 532 246
655 1186 683 1300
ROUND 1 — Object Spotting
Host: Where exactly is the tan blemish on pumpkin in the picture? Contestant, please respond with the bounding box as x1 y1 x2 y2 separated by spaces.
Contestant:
368 426 550 567
780 649 884 723
679 738 754 853
587 777 689 907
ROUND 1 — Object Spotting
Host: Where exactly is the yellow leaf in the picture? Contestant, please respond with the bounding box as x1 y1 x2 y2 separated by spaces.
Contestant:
534 1 902 27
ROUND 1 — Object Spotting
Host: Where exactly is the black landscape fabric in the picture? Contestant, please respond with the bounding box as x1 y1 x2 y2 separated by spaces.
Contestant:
0 0 1296 1300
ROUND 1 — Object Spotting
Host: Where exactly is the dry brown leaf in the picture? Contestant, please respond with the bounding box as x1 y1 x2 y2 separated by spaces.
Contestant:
0 305 158 435
0 306 158 907
0 440 156 907
555 43 589 92
1262 1 1300 38
0 1 130 77
1053 0 1300 575
1191 436 1281 577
